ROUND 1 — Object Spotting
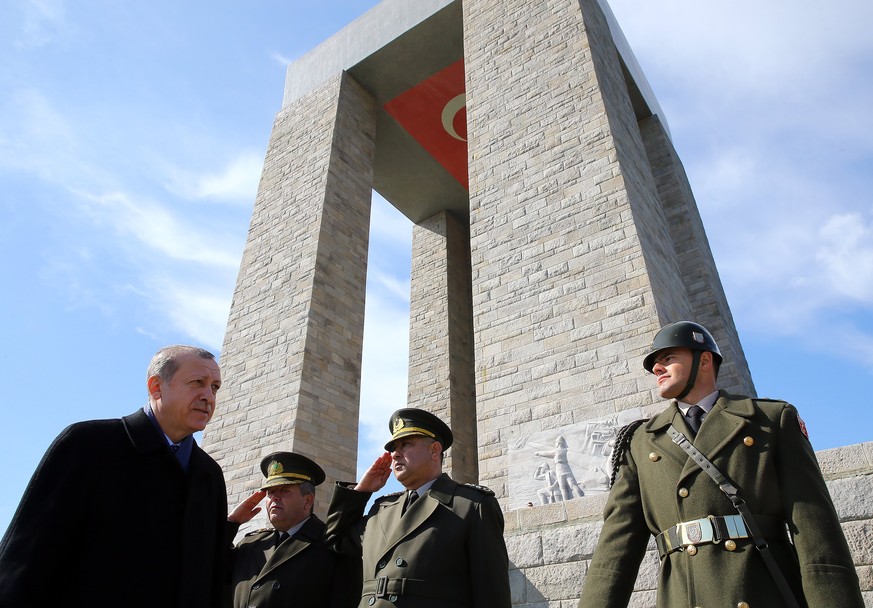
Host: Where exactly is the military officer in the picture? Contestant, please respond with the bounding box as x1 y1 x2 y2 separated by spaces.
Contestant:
227 452 358 608
325 408 511 607
578 321 864 608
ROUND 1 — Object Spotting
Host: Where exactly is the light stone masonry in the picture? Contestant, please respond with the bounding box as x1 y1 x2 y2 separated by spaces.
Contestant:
408 211 478 483
461 0 750 505
203 71 376 522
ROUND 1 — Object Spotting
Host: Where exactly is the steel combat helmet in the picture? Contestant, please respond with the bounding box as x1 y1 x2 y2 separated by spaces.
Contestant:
643 321 722 400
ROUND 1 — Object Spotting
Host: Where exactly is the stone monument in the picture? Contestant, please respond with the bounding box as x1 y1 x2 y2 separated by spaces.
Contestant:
203 0 872 605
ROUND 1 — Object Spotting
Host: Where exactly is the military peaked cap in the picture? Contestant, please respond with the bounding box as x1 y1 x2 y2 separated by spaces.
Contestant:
385 408 453 451
259 451 326 490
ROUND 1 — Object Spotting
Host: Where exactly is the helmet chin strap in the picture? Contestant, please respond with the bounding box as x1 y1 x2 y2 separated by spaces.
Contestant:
675 350 701 401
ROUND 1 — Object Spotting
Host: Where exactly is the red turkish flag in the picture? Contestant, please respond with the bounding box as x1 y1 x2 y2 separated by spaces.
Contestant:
384 58 468 189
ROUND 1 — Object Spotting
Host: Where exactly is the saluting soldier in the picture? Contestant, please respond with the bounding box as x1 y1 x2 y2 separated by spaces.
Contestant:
578 321 864 608
227 452 359 608
325 408 511 607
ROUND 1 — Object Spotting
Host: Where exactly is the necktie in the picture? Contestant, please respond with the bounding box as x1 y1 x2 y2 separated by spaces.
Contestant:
686 405 704 436
275 531 288 548
402 490 419 515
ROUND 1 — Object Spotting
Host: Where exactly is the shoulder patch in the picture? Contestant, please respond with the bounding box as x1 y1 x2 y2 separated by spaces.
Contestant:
797 414 809 439
462 482 495 496
609 418 649 488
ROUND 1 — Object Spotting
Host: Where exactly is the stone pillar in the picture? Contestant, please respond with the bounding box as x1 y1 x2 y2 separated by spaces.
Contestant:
202 71 376 521
638 114 755 395
407 210 477 483
461 0 736 502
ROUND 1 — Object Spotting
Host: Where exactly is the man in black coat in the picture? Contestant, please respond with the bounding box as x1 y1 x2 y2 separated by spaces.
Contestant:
0 345 228 608
227 452 359 608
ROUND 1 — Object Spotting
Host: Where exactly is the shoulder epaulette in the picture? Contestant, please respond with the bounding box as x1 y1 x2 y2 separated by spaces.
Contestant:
244 527 273 537
609 418 649 488
461 482 495 496
374 491 404 504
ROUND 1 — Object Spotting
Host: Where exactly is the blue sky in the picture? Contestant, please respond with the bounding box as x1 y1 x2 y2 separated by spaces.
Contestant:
1 0 871 536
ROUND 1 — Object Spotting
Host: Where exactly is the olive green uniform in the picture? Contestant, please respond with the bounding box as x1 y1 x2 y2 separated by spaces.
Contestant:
229 515 357 608
579 391 863 608
325 473 511 608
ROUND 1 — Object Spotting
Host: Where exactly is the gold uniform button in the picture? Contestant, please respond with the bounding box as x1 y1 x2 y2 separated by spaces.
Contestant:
743 436 754 446
649 452 660 462
725 540 737 551
686 545 698 556
678 487 689 498
738 603 750 608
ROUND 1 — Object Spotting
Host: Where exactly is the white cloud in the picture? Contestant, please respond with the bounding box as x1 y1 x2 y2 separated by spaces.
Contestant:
165 151 263 204
816 213 873 304
139 275 234 350
75 189 242 270
271 52 294 67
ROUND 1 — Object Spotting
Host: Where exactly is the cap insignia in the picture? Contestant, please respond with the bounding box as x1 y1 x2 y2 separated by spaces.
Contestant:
393 417 406 433
692 331 704 343
268 461 284 476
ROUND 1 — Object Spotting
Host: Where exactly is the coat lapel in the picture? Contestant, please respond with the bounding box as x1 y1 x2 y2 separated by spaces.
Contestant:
258 516 324 577
377 474 454 558
645 403 692 468
678 392 755 482
645 393 756 482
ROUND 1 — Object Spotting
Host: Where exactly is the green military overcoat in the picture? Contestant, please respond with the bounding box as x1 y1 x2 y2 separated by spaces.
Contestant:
579 391 863 608
228 515 358 608
325 473 511 607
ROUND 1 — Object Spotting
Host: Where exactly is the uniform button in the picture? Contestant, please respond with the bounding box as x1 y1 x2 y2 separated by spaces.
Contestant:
252 583 261 590
686 545 698 556
725 540 737 551
377 559 387 569
368 598 375 606
272 582 280 590
649 452 660 462
395 558 406 567
389 595 398 602
678 487 689 498
743 436 754 446
738 603 750 608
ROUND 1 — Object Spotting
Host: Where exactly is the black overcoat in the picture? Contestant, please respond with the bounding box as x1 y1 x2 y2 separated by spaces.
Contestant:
0 408 228 608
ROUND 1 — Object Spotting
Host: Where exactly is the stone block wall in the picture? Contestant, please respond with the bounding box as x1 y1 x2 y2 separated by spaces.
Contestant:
407 211 478 483
461 0 753 505
504 441 873 607
202 71 376 521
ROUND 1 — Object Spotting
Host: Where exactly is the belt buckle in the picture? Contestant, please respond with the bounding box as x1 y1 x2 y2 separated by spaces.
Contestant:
376 576 388 598
680 517 714 545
